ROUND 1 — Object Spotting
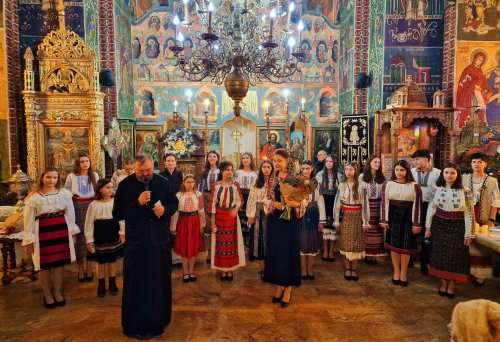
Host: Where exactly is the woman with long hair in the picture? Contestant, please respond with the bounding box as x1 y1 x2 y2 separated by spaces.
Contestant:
299 160 325 280
426 163 474 298
234 152 258 244
65 152 99 282
316 155 339 261
333 162 370 281
359 156 387 264
23 166 80 308
198 150 220 264
209 161 245 280
263 149 304 308
246 160 274 275
380 160 423 287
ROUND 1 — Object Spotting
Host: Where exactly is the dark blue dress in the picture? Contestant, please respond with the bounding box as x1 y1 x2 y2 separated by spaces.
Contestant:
263 183 301 287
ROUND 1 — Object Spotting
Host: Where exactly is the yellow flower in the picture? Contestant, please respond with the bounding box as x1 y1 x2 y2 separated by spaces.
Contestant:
174 140 186 152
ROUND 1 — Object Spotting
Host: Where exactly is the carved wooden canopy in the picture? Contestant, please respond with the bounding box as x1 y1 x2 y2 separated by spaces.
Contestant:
22 15 105 180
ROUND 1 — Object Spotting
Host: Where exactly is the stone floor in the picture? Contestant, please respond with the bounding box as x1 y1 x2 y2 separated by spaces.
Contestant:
0 254 499 342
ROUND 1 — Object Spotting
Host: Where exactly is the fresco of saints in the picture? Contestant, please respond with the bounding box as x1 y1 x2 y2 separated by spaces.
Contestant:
316 42 327 64
132 37 141 59
145 37 160 58
456 51 489 127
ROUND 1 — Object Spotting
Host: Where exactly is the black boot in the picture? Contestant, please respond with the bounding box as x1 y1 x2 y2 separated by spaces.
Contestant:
97 278 106 298
108 276 119 295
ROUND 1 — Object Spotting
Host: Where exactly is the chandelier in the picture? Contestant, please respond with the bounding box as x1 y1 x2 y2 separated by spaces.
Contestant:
170 0 304 116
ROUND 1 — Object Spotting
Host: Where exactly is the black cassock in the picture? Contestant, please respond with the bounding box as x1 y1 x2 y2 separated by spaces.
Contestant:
113 173 178 337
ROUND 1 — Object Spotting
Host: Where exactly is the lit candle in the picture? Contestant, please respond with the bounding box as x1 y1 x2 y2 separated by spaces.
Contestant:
301 97 305 111
204 98 210 112
297 20 304 47
264 100 270 115
283 89 290 102
287 2 295 25
208 2 214 31
287 37 295 56
182 0 189 21
269 8 276 39
173 15 180 42
177 31 184 43
174 100 178 112
185 89 193 103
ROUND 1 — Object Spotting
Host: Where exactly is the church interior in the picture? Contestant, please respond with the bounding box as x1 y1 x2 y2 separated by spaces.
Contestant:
0 0 499 341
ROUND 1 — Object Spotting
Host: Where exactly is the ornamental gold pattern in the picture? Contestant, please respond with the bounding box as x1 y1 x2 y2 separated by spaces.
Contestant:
22 7 104 180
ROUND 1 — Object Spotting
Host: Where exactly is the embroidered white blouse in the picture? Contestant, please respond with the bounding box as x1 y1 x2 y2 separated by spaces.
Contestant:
65 172 99 198
198 169 220 192
359 173 385 200
84 199 125 244
425 187 475 239
246 181 273 218
411 167 441 203
233 170 258 190
209 182 244 213
170 191 206 231
307 188 327 224
381 181 423 227
22 189 80 270
333 182 370 227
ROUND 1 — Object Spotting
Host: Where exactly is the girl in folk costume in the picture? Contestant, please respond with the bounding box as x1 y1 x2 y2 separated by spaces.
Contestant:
299 160 325 280
23 167 80 308
246 160 274 275
65 152 99 282
380 160 423 287
359 156 387 264
170 175 206 283
425 164 475 299
209 161 245 281
198 150 220 264
316 155 339 262
263 149 305 308
462 153 500 286
234 152 258 240
333 162 370 281
85 179 125 298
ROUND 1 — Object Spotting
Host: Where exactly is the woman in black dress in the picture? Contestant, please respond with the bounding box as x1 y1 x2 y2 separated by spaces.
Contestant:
263 149 303 308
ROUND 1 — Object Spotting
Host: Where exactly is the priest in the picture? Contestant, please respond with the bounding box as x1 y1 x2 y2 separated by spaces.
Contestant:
113 153 178 340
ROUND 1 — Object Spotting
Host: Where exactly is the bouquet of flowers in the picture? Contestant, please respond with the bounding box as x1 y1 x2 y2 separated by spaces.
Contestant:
279 174 317 220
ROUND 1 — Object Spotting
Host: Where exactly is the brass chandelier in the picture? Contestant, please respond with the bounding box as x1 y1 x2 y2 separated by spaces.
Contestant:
170 0 304 116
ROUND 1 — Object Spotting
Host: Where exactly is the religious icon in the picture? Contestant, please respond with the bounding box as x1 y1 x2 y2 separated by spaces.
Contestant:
314 129 339 157
148 16 161 31
316 41 328 64
456 50 489 128
258 129 284 161
139 91 155 116
136 127 161 169
132 37 141 59
145 36 160 58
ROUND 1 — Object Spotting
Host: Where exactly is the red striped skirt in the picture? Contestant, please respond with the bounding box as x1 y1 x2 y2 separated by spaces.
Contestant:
38 214 71 270
214 207 239 269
